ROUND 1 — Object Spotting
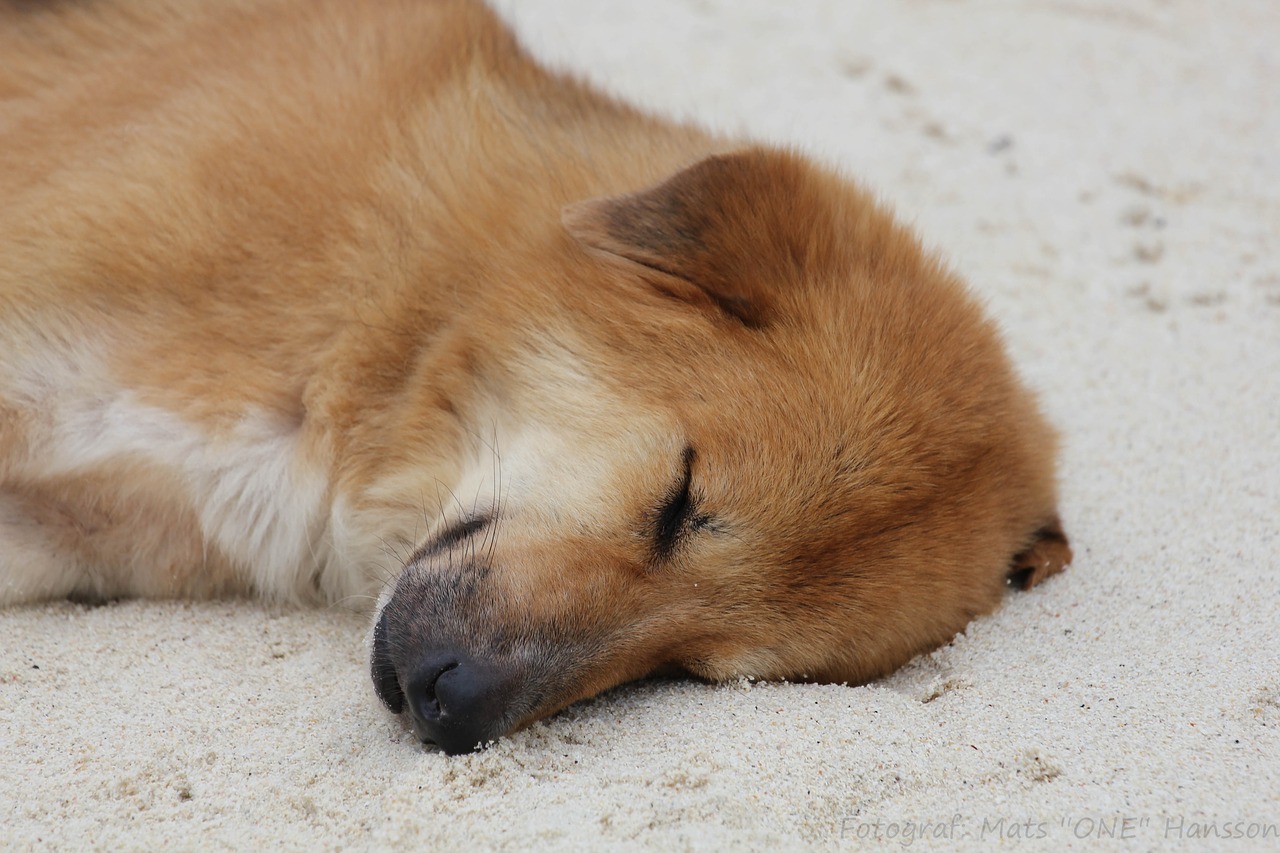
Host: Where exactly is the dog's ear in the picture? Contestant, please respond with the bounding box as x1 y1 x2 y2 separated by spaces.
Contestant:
563 148 828 328
1007 515 1072 591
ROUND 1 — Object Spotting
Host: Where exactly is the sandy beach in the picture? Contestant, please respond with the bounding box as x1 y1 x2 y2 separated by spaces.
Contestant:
3 1 1278 849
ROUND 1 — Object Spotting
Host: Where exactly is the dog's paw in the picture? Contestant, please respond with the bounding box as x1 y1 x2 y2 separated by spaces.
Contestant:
1007 515 1072 590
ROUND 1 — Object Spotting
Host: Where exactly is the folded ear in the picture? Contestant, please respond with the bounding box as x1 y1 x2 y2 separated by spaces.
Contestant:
562 148 827 329
1007 514 1072 591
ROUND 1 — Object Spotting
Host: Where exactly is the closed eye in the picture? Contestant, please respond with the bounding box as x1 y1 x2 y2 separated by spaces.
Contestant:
652 446 702 562
409 514 491 565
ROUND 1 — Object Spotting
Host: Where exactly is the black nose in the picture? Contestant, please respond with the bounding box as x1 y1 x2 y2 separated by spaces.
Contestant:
403 651 508 755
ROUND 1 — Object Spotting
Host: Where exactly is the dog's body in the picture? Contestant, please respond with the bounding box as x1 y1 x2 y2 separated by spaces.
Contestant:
1 0 1070 752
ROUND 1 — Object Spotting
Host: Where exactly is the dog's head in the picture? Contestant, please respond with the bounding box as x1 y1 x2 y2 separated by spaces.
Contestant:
368 148 1068 753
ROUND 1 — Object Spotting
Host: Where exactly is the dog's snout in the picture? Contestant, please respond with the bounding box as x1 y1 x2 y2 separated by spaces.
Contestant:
404 651 509 755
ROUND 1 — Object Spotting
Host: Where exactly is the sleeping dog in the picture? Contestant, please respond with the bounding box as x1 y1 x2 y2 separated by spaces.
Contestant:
0 0 1070 753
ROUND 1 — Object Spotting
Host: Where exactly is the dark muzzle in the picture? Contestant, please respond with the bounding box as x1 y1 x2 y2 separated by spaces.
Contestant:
372 609 517 755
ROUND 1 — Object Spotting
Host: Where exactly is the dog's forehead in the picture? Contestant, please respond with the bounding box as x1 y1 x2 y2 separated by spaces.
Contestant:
478 313 912 525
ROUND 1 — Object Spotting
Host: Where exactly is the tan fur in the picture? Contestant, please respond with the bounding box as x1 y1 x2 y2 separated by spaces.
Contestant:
0 0 1070 751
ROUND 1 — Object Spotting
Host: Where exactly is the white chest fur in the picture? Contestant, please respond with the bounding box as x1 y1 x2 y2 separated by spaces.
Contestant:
1 347 334 602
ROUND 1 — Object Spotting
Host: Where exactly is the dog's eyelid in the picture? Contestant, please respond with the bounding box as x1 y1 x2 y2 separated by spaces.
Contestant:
410 513 491 565
650 445 700 562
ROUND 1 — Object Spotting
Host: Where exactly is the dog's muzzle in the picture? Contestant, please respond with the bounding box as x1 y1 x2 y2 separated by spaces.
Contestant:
371 608 519 755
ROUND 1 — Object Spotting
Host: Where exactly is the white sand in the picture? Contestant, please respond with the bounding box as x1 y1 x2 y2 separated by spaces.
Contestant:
3 1 1278 849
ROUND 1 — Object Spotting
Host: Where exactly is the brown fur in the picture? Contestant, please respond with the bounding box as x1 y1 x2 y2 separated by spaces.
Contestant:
0 0 1070 752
